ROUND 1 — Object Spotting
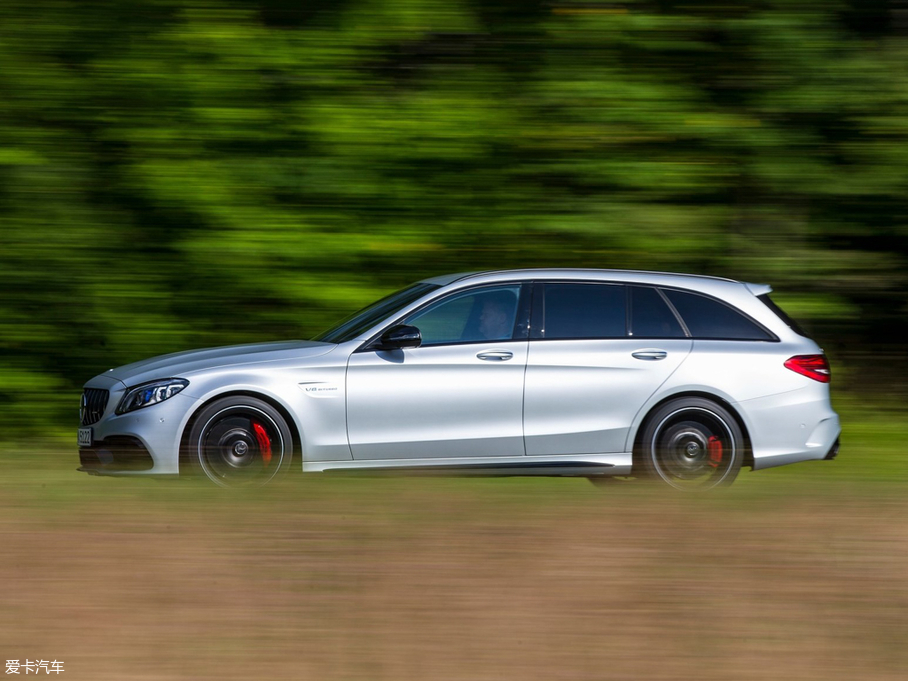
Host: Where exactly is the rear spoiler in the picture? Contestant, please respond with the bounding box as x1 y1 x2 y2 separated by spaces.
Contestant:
745 282 772 297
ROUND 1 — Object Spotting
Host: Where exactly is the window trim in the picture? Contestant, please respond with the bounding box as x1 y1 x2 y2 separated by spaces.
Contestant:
356 282 532 352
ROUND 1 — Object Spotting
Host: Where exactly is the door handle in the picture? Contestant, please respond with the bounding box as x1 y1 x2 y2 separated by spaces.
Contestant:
631 349 667 361
477 351 513 361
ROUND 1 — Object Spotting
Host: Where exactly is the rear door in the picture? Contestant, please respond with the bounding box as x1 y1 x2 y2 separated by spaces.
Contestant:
524 283 692 455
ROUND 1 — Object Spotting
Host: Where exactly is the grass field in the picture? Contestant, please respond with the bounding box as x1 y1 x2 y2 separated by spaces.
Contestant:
1 397 906 680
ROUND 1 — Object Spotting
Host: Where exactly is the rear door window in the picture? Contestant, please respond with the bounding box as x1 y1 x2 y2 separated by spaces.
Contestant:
630 286 686 338
534 283 627 339
662 289 774 341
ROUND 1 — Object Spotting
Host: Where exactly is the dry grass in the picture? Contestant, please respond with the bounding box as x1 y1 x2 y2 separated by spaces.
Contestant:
1 464 906 681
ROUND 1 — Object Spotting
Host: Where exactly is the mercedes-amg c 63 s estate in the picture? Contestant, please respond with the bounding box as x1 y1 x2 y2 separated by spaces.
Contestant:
78 269 840 489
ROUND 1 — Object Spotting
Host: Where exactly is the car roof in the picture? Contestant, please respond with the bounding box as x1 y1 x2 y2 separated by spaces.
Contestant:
420 268 764 297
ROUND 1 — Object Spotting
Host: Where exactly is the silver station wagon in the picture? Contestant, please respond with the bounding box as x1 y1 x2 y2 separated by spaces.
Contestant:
78 269 840 489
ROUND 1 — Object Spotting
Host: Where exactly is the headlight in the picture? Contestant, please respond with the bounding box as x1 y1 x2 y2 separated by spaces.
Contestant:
116 378 189 414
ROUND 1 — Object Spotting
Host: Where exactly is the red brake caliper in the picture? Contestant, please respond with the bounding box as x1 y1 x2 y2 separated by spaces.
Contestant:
252 422 272 467
707 435 723 468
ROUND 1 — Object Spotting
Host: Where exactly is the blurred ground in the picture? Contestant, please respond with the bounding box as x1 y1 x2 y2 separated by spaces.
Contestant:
1 402 906 681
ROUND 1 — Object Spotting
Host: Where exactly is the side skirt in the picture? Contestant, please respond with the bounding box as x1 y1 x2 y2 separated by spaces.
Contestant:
303 453 633 477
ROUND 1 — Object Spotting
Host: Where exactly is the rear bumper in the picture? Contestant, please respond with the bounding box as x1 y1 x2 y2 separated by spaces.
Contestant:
824 437 840 461
739 387 841 471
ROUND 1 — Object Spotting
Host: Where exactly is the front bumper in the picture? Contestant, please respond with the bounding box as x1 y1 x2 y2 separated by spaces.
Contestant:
78 378 198 476
79 436 154 474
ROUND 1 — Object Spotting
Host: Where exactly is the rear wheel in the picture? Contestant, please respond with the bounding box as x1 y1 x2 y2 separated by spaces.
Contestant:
186 396 293 488
636 397 743 491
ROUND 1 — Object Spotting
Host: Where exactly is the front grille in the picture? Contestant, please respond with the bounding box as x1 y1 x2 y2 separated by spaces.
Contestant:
80 388 109 426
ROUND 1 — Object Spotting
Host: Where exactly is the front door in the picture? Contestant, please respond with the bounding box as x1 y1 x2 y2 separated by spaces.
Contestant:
346 284 529 460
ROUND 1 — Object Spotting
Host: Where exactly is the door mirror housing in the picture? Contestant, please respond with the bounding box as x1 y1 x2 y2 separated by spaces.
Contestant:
375 324 422 351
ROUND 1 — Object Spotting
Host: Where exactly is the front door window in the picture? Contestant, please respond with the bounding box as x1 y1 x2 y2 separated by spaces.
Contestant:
405 286 523 345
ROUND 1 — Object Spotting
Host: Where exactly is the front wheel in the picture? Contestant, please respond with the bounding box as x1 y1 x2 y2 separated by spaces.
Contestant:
185 396 293 488
636 397 744 491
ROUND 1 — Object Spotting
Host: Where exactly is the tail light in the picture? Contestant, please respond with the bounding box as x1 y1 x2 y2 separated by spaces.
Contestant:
784 354 831 383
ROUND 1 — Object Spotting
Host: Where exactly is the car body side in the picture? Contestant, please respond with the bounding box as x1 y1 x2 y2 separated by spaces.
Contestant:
80 269 840 477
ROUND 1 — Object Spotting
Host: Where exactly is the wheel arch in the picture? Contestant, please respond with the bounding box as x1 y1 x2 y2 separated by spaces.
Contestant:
631 391 754 471
179 390 303 474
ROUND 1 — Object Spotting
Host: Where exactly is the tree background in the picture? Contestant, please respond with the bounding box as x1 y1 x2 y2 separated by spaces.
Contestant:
2 0 907 438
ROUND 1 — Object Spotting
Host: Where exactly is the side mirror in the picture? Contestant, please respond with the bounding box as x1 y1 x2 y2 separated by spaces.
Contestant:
376 324 422 351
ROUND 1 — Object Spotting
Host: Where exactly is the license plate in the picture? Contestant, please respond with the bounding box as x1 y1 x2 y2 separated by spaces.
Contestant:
78 427 93 447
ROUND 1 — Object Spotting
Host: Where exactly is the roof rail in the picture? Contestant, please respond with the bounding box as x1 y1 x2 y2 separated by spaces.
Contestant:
452 268 739 284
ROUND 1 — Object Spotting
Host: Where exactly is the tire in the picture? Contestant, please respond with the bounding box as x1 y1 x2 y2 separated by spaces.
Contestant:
636 397 744 491
185 396 293 488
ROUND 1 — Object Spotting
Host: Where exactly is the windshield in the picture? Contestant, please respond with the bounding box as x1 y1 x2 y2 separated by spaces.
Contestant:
758 294 810 338
313 283 440 344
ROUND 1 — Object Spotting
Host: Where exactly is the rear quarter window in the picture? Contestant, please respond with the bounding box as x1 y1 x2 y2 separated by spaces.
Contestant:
663 289 775 341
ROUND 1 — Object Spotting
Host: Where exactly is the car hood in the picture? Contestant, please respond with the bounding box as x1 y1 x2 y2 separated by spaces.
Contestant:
105 340 335 386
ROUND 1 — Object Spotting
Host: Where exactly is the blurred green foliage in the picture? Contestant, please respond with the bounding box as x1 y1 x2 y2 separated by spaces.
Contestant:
2 0 907 437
